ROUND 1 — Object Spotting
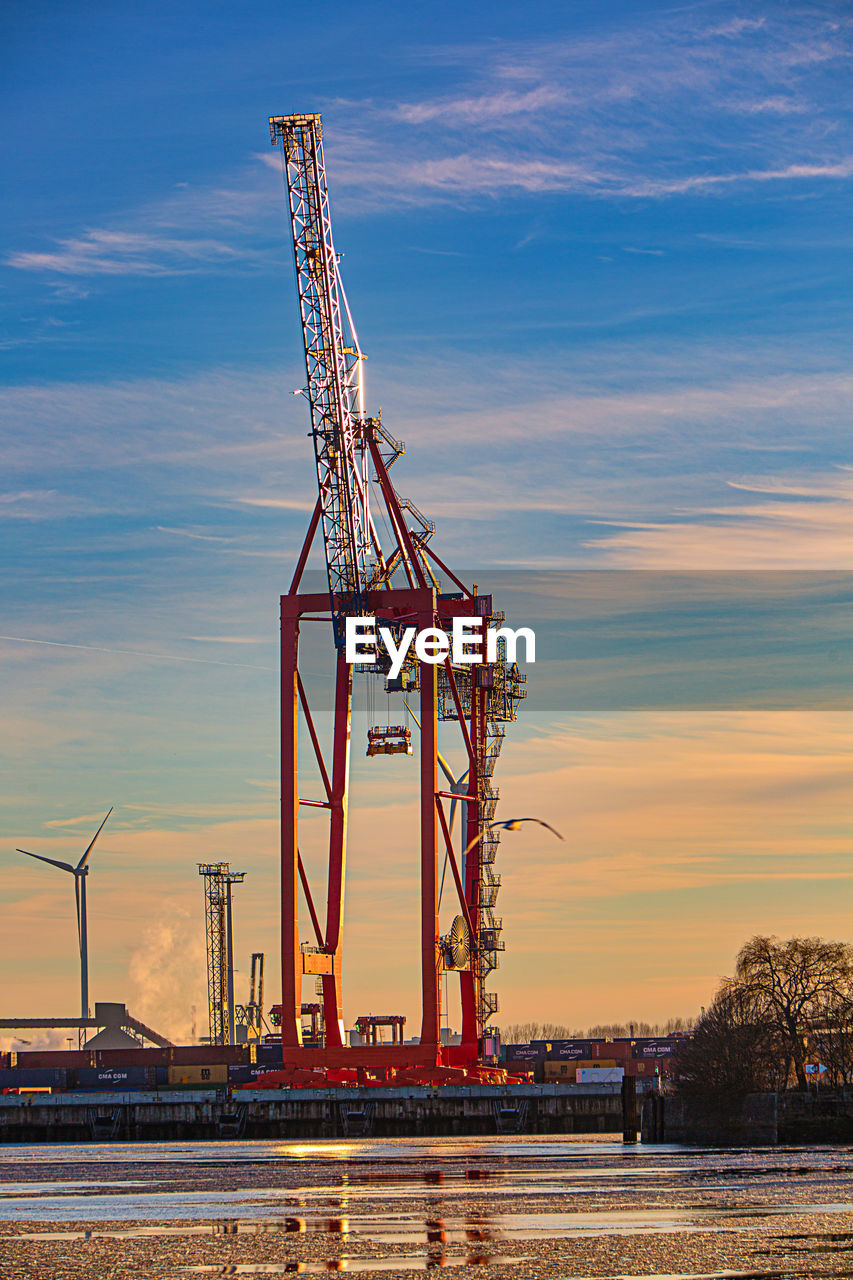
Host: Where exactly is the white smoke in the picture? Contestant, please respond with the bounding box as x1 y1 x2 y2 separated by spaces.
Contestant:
127 905 207 1045
0 1028 71 1054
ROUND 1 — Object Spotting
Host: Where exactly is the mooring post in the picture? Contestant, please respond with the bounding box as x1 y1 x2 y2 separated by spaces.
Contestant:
621 1075 638 1143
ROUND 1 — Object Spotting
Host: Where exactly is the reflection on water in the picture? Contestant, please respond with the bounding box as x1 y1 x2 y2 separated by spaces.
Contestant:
10 1200 853 1246
5 1138 853 1278
191 1258 524 1275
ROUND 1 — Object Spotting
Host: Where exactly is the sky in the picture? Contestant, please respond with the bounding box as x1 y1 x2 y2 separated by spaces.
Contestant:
2 0 853 1045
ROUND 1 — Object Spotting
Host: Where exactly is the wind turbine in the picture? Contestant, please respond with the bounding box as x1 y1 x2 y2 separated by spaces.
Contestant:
403 698 469 903
17 808 113 1019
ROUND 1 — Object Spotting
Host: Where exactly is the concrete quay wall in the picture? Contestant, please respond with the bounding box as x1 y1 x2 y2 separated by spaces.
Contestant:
0 1083 624 1143
645 1089 853 1146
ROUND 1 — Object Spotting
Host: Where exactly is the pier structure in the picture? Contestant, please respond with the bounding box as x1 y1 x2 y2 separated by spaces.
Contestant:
0 1083 625 1143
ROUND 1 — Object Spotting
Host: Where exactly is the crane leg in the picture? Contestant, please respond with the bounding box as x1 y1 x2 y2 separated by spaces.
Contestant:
280 604 303 1048
321 654 352 1047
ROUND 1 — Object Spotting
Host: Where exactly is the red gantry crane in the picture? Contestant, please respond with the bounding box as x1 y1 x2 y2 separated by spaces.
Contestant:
269 113 526 1072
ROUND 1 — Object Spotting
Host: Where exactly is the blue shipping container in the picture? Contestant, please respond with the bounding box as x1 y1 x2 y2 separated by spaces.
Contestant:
0 1067 67 1090
505 1044 546 1060
73 1066 152 1090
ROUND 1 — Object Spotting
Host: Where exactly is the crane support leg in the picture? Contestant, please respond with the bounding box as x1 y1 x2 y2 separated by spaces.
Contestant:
280 606 303 1047
321 653 352 1047
419 601 441 1050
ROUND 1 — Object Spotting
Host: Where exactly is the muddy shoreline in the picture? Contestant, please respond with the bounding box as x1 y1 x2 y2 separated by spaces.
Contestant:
2 1135 853 1277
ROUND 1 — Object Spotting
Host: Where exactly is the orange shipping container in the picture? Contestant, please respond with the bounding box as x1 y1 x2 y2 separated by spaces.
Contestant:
544 1059 618 1080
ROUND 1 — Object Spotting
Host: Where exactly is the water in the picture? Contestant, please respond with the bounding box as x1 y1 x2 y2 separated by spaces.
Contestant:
3 1136 853 1276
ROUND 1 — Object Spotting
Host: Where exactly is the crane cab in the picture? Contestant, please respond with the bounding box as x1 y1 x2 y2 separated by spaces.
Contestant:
366 725 412 757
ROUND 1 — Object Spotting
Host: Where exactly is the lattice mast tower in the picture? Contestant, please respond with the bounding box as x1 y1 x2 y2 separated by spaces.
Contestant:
198 863 245 1047
270 113 525 1063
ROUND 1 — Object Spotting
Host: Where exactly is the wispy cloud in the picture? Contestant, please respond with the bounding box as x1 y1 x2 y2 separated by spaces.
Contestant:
43 811 113 829
0 490 69 519
728 94 810 115
320 9 853 208
7 7 852 286
233 495 317 512
8 229 247 277
393 85 568 126
186 634 264 645
0 634 276 671
585 468 853 568
6 157 283 280
156 526 236 543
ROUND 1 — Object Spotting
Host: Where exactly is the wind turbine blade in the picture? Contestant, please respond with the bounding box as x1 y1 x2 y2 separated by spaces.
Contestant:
448 769 469 837
16 849 75 873
77 806 113 870
74 876 82 950
404 698 459 789
437 752 458 790
438 849 449 911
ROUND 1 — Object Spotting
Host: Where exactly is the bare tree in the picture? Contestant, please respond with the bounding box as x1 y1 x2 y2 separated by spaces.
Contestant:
502 1022 579 1043
735 936 853 1090
811 987 853 1088
674 981 781 1103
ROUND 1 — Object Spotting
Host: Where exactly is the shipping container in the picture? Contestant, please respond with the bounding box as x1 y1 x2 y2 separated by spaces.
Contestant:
504 1044 546 1061
589 1041 632 1061
577 1067 624 1084
227 1065 254 1085
0 1067 67 1090
73 1066 154 1091
166 1064 228 1088
534 1039 592 1056
632 1037 686 1059
257 1044 284 1065
548 1044 594 1060
14 1050 93 1070
170 1046 247 1066
543 1059 619 1081
94 1044 251 1068
94 1048 171 1068
549 1058 618 1072
543 1062 577 1081
228 1064 278 1085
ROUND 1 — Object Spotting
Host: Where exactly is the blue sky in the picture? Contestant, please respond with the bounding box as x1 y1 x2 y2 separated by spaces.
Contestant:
2 1 853 1040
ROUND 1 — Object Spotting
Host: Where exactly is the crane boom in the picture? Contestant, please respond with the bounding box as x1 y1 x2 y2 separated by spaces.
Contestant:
270 114 373 633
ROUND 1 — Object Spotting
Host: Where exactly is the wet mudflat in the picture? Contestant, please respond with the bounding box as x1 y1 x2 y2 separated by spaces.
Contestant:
2 1136 853 1277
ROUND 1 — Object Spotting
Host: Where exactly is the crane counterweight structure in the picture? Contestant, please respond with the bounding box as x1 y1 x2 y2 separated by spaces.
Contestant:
270 112 526 1069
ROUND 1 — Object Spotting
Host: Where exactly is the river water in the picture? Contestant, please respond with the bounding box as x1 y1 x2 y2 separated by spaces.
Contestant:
2 1135 853 1276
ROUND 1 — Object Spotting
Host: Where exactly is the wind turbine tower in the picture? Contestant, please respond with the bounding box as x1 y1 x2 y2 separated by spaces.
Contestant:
17 808 113 1020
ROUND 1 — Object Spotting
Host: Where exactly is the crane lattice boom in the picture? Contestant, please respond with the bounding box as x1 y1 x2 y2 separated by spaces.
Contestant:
270 114 374 634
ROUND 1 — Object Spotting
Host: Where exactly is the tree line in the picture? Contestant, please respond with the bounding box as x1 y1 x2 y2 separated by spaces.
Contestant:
503 1016 692 1044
